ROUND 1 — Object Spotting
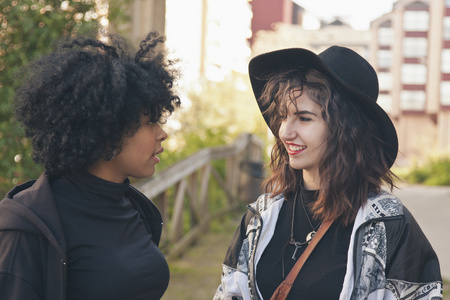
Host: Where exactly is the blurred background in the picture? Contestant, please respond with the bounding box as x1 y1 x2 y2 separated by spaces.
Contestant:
1 0 449 298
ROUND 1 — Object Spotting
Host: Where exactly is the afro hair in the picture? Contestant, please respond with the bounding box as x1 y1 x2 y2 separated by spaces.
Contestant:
14 32 181 177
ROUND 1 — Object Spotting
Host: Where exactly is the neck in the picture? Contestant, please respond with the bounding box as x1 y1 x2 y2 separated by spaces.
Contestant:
88 161 126 184
302 170 321 190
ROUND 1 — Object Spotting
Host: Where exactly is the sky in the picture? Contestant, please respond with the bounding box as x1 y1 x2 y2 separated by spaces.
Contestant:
293 0 398 30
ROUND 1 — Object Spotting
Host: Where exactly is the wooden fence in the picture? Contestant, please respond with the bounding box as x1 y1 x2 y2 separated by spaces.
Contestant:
134 133 265 260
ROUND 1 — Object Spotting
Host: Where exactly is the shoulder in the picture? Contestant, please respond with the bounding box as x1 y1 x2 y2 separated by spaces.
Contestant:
230 193 285 244
364 190 436 262
248 193 285 215
241 193 285 237
359 190 432 242
0 181 43 233
0 174 53 229
361 190 404 222
0 174 66 254
1 174 51 211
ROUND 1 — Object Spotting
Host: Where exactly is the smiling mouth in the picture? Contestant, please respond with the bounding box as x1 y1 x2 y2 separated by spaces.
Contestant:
287 144 306 155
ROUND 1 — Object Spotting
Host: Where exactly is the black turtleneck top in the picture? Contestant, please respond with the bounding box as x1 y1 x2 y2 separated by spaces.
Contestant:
51 173 169 300
256 189 354 300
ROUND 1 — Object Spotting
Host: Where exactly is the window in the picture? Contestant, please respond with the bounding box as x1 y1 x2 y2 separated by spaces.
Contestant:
401 64 427 84
441 82 450 105
378 72 393 91
378 27 394 46
444 17 450 40
403 11 429 31
442 50 450 73
377 50 393 69
400 90 426 110
446 0 450 7
403 37 427 58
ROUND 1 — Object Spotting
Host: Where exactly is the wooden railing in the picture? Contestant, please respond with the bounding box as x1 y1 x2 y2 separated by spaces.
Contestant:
134 133 265 260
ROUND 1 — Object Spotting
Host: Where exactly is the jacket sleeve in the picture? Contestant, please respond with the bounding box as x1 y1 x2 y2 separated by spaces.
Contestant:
384 207 442 299
0 231 45 300
213 211 253 300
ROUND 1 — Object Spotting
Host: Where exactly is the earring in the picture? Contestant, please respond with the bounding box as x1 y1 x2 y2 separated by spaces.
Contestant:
104 149 117 161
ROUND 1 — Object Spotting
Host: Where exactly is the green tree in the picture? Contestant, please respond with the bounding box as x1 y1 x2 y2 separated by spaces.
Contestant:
158 72 270 170
0 0 129 195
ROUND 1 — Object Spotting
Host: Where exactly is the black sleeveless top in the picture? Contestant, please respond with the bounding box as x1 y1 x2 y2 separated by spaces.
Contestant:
52 173 169 300
256 189 353 299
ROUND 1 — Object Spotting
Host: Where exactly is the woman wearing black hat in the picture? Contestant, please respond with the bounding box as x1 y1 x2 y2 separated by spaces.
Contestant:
0 32 180 299
214 46 442 300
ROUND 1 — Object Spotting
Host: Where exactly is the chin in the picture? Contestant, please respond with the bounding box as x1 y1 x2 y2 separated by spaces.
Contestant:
132 168 156 179
142 172 155 179
144 168 156 178
289 163 303 170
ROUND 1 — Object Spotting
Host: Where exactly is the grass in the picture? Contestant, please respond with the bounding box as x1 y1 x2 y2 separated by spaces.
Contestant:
395 157 450 186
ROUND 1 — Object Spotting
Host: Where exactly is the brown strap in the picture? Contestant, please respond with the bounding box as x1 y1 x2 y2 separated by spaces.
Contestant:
270 219 333 300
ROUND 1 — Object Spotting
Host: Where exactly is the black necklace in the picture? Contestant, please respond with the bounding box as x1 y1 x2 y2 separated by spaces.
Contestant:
289 189 322 260
275 189 322 278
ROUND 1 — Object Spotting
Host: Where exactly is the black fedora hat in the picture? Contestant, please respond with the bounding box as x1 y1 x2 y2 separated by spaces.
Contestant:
248 46 398 168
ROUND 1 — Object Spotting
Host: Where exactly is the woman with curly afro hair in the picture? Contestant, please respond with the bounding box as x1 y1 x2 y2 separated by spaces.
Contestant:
0 32 181 300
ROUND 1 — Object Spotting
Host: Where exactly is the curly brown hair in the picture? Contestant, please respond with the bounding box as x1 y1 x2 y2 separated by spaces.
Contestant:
261 68 397 225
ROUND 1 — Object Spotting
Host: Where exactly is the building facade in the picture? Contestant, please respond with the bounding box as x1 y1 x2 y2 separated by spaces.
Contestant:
248 0 304 45
251 20 371 58
370 0 450 165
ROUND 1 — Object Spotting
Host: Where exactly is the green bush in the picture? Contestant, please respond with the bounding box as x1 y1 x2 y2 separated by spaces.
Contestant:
402 157 450 186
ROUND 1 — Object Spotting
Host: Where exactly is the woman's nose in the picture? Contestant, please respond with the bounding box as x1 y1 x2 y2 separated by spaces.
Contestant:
279 119 295 140
157 124 168 142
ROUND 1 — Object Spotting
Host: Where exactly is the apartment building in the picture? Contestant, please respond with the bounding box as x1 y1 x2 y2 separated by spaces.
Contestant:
249 0 305 45
371 0 450 165
251 20 371 58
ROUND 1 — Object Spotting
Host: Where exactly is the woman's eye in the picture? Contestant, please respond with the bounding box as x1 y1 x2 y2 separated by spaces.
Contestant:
299 117 311 122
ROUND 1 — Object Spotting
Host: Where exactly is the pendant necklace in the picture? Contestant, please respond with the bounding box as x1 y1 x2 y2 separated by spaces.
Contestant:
289 189 322 260
275 188 322 278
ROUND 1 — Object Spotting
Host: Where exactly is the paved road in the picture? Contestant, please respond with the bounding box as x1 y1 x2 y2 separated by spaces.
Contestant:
393 184 450 279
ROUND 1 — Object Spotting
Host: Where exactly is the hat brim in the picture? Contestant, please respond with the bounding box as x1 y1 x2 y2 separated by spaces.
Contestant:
249 48 398 167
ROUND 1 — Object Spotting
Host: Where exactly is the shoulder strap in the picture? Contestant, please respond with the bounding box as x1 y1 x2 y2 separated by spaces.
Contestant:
270 219 334 300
